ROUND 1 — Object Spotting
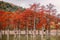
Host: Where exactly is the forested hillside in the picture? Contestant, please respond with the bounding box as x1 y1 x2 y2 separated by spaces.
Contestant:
0 1 25 12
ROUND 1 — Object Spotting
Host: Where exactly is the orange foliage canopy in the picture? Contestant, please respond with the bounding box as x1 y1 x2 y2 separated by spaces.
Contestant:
0 3 60 30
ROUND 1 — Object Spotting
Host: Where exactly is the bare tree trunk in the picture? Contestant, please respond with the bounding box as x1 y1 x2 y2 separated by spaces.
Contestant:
7 29 9 40
48 28 50 40
33 30 36 40
26 27 28 40
14 30 17 40
56 28 58 40
46 17 50 40
14 25 17 40
33 16 36 40
38 29 41 40
0 30 2 40
18 29 20 40
31 29 33 40
41 26 44 40
46 28 50 40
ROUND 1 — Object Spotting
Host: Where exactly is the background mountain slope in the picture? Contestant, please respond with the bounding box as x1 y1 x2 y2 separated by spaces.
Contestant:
0 1 25 12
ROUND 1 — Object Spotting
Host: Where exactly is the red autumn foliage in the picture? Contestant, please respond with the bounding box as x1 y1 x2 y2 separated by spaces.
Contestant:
0 3 60 30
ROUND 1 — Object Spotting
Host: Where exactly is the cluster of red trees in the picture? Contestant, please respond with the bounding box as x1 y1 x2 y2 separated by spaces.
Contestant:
0 3 60 30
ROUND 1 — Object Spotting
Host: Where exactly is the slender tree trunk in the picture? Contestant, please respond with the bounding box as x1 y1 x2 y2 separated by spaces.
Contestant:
26 27 28 40
18 29 20 40
56 28 58 40
16 20 20 40
48 25 50 40
0 30 2 40
14 25 17 40
33 29 36 40
46 26 50 40
7 29 9 40
38 29 41 40
14 29 17 40
17 22 20 40
31 29 33 40
33 16 36 40
46 17 50 40
41 26 44 40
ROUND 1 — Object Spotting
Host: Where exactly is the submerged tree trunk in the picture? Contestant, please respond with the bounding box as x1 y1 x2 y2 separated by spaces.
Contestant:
14 25 17 40
33 16 36 40
46 26 50 40
18 29 20 40
7 29 9 40
14 30 17 40
26 27 28 40
41 25 45 40
33 30 35 40
0 30 2 40
56 28 58 40
31 29 33 40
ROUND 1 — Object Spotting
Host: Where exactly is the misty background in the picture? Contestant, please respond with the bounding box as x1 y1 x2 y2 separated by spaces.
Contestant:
0 0 60 14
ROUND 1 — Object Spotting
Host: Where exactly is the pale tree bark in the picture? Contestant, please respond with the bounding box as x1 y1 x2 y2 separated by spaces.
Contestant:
7 29 9 40
26 27 28 40
56 28 58 40
14 25 17 40
0 30 2 40
14 29 16 40
18 29 20 40
17 20 20 40
46 26 50 40
41 25 45 40
33 30 36 40
33 16 36 40
7 21 10 40
38 29 41 40
31 29 33 40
